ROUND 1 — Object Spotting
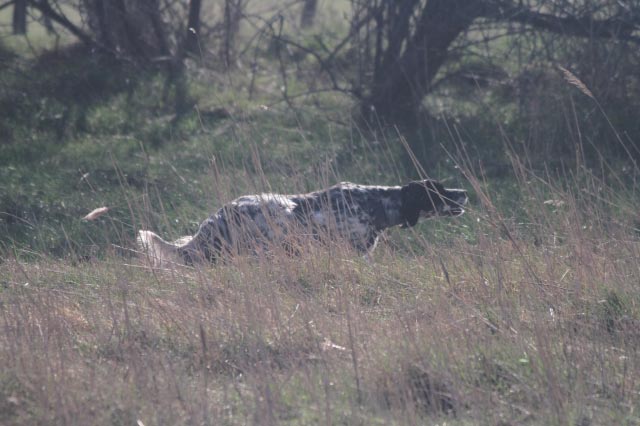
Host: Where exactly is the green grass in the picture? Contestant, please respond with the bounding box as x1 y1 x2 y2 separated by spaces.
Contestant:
1 72 639 421
2 168 640 425
2 3 640 423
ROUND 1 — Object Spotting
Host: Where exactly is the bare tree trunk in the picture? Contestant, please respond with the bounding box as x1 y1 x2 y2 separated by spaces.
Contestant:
184 0 202 56
112 0 147 58
365 0 485 127
81 0 173 58
222 0 244 68
92 0 112 48
300 0 318 28
13 0 27 34
361 0 639 128
147 0 170 57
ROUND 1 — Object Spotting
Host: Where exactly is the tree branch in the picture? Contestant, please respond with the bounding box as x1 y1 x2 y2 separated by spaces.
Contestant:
0 0 14 12
30 0 95 46
487 2 640 43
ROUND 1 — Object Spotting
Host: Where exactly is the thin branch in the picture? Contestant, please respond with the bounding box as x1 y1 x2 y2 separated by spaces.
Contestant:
0 0 14 12
264 87 352 108
273 15 294 110
487 2 640 43
267 31 350 95
326 5 378 64
30 0 95 46
244 11 353 96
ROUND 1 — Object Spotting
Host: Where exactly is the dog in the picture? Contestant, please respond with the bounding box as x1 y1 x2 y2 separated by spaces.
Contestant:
137 180 468 266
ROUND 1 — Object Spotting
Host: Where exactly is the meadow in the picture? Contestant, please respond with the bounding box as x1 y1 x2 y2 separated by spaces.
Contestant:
3 111 639 425
1 2 640 425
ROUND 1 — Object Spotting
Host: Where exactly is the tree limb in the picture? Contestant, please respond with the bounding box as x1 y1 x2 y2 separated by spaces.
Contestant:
30 0 95 46
487 2 640 43
0 0 14 12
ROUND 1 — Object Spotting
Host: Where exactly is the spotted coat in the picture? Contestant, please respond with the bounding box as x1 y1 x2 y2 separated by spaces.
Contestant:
137 180 468 265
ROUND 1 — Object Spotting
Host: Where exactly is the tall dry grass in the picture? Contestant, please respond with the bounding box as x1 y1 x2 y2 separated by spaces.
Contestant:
1 146 639 425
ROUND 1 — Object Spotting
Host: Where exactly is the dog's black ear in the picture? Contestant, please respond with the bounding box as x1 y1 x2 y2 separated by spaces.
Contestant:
400 183 422 228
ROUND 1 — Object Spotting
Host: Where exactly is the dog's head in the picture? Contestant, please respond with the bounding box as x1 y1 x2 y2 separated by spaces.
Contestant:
400 180 468 228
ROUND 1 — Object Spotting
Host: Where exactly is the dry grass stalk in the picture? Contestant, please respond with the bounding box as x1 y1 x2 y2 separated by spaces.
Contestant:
2 155 639 425
558 65 595 99
82 206 110 221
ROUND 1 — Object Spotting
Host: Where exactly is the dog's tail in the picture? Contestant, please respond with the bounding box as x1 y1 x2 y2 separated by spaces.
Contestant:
137 230 192 267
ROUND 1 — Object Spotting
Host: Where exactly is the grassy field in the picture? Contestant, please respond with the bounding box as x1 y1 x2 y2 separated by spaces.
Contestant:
2 123 640 425
2 4 640 425
3 185 640 426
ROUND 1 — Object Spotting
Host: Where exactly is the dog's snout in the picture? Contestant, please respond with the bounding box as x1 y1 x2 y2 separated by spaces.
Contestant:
457 190 468 206
449 189 468 206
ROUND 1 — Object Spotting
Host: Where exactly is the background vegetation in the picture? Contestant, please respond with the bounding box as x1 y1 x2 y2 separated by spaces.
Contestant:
1 0 639 424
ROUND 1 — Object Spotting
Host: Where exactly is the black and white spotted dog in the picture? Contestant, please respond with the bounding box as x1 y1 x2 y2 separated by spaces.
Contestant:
137 180 468 266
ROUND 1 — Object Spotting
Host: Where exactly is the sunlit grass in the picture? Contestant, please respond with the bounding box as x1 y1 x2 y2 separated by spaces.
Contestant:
2 150 639 424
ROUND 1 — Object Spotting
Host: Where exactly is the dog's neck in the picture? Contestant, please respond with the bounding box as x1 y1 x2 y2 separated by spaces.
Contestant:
368 187 406 230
